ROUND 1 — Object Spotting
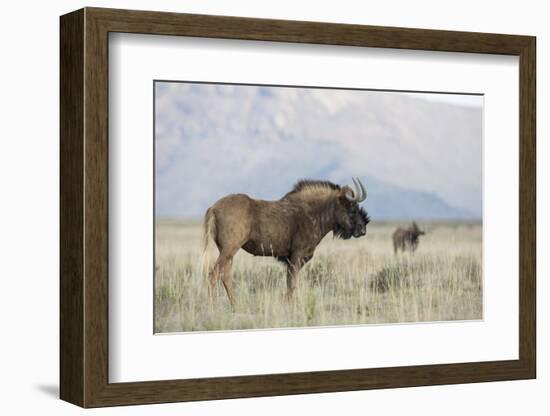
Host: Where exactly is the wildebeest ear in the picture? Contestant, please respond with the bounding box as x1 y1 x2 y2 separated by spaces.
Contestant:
340 186 355 203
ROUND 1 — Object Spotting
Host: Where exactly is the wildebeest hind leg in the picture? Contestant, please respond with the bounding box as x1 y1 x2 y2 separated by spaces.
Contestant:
215 245 242 308
207 227 246 308
207 261 221 306
219 256 236 308
208 254 237 308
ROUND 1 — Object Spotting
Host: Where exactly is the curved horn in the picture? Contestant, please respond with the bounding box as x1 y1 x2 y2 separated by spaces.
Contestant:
352 178 361 201
353 177 367 202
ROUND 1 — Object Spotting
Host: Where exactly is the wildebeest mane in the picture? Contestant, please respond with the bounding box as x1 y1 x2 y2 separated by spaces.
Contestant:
358 205 371 225
282 179 341 199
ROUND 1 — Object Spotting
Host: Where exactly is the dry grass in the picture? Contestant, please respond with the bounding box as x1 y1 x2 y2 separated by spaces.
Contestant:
154 220 482 332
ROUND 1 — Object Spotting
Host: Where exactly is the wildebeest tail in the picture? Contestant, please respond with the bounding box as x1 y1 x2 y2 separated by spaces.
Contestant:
200 208 217 276
202 208 216 251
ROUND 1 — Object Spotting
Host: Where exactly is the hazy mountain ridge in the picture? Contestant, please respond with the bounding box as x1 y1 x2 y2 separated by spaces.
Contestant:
155 83 482 220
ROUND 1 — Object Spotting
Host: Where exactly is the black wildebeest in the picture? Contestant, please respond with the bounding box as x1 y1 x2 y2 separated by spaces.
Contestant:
203 178 370 306
392 221 425 254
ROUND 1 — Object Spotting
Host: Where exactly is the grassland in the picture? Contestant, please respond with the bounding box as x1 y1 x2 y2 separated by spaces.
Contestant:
154 220 482 333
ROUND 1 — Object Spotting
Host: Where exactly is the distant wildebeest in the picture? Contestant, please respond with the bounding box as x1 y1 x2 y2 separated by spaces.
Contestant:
203 178 370 307
392 221 425 254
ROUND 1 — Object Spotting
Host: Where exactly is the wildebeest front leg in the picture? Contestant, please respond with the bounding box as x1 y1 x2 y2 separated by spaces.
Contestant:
286 254 309 300
286 266 299 301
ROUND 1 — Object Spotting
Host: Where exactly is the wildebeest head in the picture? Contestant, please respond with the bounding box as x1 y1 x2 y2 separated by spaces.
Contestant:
411 221 425 237
334 178 370 239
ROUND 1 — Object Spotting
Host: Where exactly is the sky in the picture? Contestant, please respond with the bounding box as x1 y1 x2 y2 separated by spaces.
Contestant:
154 82 483 221
403 92 483 108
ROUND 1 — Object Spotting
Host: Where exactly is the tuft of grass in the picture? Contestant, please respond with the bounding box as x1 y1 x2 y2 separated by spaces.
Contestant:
305 292 318 325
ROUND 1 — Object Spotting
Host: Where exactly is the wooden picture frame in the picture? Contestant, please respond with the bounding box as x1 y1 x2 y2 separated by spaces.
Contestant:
60 7 536 408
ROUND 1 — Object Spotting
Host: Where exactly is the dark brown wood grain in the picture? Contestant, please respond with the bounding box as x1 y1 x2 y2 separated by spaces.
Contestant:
59 8 84 406
60 7 536 408
518 38 537 375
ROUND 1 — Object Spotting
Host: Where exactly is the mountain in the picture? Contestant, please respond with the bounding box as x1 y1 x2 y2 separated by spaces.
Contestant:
154 83 482 220
358 175 474 220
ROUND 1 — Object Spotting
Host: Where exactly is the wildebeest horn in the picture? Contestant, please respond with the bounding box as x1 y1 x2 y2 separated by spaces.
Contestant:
352 177 367 202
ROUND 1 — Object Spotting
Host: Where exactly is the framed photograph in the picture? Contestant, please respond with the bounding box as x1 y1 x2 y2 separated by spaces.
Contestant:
60 7 536 408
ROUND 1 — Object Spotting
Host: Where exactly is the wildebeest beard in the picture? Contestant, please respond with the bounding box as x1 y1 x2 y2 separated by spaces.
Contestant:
333 223 352 239
354 206 370 236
